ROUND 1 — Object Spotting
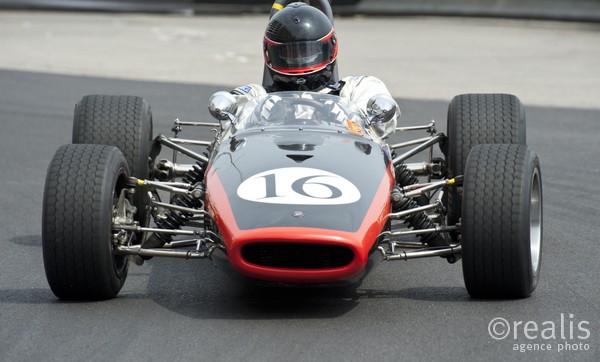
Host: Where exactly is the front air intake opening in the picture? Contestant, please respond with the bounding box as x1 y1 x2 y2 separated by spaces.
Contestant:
242 243 354 269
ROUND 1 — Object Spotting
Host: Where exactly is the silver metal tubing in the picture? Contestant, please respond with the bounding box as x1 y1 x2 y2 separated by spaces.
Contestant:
204 230 224 243
395 121 435 133
388 201 441 219
386 245 462 261
392 133 446 166
378 225 459 241
152 200 208 216
114 225 198 236
405 162 429 175
401 180 444 191
174 119 220 128
402 180 452 198
156 181 193 188
390 241 427 249
167 138 212 146
405 162 444 177
138 179 190 195
154 160 196 180
389 136 433 150
173 164 194 176
388 225 461 237
158 134 209 164
115 245 209 259
164 239 200 248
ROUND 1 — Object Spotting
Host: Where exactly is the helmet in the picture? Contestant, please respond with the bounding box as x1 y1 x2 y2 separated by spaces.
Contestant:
263 2 338 91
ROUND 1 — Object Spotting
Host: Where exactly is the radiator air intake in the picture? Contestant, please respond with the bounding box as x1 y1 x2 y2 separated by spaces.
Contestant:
242 243 353 269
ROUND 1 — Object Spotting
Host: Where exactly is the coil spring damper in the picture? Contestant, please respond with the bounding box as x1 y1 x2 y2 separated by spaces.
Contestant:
391 186 448 247
395 162 419 186
394 161 431 206
143 162 206 250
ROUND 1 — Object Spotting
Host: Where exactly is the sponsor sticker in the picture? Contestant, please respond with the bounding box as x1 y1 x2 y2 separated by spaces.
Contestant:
238 85 253 94
345 118 363 136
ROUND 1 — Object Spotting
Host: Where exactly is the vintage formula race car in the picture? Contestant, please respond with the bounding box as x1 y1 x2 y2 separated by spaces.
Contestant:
42 90 542 300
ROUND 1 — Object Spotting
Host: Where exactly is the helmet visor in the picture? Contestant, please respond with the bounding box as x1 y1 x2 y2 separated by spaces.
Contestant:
264 30 337 75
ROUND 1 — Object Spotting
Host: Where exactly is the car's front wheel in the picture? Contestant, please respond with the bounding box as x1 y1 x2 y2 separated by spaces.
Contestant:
42 144 131 300
461 144 542 298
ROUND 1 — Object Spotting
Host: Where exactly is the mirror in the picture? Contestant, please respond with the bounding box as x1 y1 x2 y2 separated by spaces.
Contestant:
208 91 238 122
366 94 397 124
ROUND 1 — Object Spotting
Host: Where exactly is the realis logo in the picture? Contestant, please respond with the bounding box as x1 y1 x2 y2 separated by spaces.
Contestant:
488 313 591 341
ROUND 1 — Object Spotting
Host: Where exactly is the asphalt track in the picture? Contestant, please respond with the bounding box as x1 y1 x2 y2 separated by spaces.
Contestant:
0 13 599 362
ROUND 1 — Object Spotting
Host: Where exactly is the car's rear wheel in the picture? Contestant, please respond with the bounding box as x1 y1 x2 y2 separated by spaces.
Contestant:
461 144 542 298
42 144 131 300
73 94 153 236
445 94 526 233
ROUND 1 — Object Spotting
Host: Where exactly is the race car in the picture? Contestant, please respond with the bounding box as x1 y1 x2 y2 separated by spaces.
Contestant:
42 90 542 300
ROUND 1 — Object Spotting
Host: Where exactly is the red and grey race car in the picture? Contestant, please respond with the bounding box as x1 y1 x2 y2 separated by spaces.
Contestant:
42 89 542 300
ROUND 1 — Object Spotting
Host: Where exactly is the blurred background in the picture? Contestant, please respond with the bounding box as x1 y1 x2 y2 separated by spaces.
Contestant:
1 0 598 109
1 0 600 22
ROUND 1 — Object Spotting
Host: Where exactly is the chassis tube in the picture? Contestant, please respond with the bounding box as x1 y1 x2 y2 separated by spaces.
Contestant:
392 133 446 166
152 200 209 216
402 178 460 198
383 225 460 238
115 245 209 259
395 121 435 133
174 120 220 128
167 138 212 146
388 201 441 220
389 137 432 150
157 134 209 164
115 225 198 236
384 245 462 261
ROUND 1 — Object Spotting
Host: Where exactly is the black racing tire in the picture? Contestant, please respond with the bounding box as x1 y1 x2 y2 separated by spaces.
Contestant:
446 93 526 233
461 144 542 298
42 144 131 300
72 95 153 231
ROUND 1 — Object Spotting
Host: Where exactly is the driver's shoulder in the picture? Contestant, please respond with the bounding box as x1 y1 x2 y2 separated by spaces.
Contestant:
341 75 385 86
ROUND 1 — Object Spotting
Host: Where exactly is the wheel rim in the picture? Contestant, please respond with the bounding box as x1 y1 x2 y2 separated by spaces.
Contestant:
111 172 130 279
529 168 542 279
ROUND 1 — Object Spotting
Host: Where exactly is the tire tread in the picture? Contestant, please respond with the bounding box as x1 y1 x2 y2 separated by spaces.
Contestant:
72 95 151 178
462 144 539 298
447 93 526 229
43 144 129 300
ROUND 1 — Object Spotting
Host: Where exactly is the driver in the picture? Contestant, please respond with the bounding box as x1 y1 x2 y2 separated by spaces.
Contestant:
225 1 399 139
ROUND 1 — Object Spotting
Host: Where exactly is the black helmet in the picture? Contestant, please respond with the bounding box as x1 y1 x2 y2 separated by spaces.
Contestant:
263 2 338 91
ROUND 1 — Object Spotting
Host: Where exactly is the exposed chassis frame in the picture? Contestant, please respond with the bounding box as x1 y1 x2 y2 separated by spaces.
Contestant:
111 118 463 263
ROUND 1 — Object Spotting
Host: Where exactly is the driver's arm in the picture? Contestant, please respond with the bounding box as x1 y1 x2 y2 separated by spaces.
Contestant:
339 76 400 139
230 84 268 116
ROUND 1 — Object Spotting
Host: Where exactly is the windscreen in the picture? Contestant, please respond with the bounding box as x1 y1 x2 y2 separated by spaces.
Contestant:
235 91 369 137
